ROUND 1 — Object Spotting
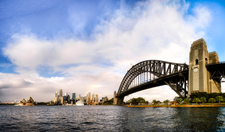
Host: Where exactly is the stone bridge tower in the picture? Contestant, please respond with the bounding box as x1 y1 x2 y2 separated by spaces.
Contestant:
188 38 220 97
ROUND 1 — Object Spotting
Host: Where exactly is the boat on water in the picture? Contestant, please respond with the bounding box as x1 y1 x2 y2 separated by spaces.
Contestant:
76 100 84 106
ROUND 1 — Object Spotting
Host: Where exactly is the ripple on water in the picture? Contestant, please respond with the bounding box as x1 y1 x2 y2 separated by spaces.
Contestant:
0 106 225 131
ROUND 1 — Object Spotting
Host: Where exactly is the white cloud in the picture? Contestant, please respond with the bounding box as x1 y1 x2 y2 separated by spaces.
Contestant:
1 0 212 102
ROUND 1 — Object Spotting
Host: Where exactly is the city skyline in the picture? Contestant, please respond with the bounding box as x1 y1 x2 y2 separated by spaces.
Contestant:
0 0 225 102
52 88 103 105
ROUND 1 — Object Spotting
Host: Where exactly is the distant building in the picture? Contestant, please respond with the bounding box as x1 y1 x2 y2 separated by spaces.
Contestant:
92 93 95 103
102 96 108 103
18 97 34 106
86 92 91 104
65 92 68 96
88 96 91 105
72 93 76 104
59 96 63 104
55 91 58 97
95 94 98 103
59 89 62 97
67 95 71 103
78 94 81 100
63 96 67 103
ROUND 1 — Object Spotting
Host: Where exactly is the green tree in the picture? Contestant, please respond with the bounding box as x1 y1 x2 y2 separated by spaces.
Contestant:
137 97 145 104
103 98 113 105
192 98 201 104
145 101 149 104
152 100 157 105
208 98 216 104
216 96 223 104
163 99 170 106
183 98 190 104
130 98 138 105
128 97 146 105
200 97 207 104
176 98 181 104
174 96 183 101
156 100 161 105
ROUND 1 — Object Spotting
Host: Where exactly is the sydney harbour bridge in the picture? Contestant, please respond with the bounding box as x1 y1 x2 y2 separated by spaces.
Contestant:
114 38 225 105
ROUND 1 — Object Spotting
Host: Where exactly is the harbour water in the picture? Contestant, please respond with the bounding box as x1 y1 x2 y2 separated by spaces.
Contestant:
0 105 225 131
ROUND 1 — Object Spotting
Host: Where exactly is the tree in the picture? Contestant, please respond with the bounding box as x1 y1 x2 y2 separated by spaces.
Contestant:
152 100 157 105
208 98 216 104
192 98 201 104
163 99 170 106
130 98 138 105
156 100 161 105
163 99 169 107
183 98 190 104
128 97 146 105
200 97 207 104
176 99 181 104
103 98 113 105
145 101 149 104
174 96 183 101
216 96 223 104
137 97 145 104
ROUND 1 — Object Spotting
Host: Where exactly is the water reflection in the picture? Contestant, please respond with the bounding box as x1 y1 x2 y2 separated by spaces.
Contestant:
0 106 225 131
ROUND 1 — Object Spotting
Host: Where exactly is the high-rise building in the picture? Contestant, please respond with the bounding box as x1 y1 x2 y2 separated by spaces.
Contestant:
72 93 76 104
88 92 91 98
92 93 95 103
88 96 91 105
67 95 71 104
78 94 81 99
55 91 58 97
65 92 68 96
59 89 62 97
86 92 91 104
95 94 98 103
59 96 63 104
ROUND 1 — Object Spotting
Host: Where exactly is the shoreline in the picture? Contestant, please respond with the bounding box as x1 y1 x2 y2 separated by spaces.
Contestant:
125 104 225 108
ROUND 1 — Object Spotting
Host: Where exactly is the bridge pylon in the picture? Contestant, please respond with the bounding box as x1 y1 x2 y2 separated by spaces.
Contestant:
188 38 221 97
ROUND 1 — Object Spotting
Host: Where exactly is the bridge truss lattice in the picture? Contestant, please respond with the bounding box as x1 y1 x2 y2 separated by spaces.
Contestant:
117 60 189 105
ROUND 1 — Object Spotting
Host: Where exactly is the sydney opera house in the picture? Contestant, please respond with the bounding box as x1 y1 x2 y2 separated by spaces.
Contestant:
18 96 35 106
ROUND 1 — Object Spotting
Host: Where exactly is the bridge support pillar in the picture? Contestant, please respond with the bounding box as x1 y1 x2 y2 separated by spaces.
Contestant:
117 97 124 105
188 38 221 96
113 91 124 105
113 91 118 105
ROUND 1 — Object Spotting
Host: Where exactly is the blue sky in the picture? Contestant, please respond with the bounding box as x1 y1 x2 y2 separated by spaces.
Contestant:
0 0 225 102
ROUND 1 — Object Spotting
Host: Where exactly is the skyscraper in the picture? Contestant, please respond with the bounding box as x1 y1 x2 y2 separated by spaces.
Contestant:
88 96 91 105
88 92 91 98
78 94 81 100
92 93 95 103
95 94 98 103
59 89 62 97
54 91 59 104
86 92 91 104
72 93 76 104
55 91 58 97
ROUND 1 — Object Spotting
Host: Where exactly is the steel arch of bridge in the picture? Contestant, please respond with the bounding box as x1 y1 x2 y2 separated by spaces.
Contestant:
116 60 189 105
